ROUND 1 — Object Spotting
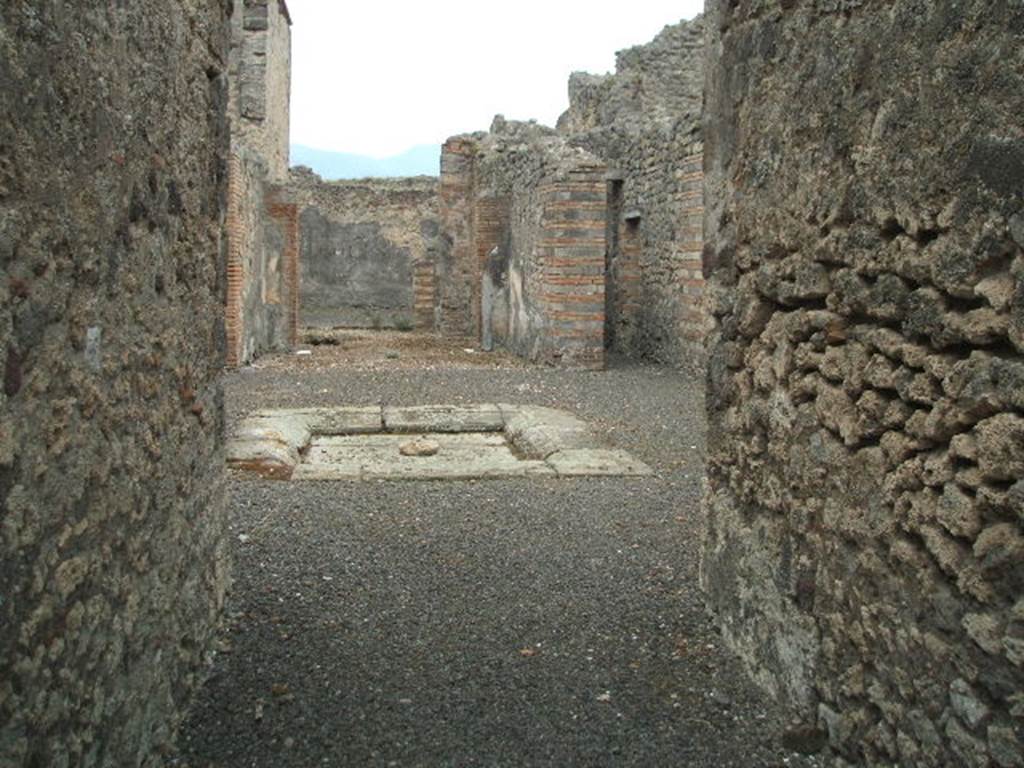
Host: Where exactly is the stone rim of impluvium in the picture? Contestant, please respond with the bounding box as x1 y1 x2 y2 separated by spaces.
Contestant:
226 403 653 480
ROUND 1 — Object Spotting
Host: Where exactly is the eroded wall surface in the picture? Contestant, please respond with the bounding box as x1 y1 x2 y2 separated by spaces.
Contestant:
561 16 707 368
0 3 230 764
286 170 440 329
702 1 1024 765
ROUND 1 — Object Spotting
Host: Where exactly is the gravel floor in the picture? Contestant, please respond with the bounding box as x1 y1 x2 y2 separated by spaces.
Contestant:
173 333 823 768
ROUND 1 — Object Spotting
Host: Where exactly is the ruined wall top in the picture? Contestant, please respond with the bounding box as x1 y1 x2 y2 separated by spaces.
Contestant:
287 166 438 195
558 15 704 135
445 115 605 196
277 0 293 26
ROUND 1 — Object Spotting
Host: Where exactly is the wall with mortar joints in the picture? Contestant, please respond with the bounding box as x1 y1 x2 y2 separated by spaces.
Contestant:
558 15 705 135
0 3 230 764
702 1 1024 765
224 0 293 367
560 14 707 370
284 169 440 330
412 260 437 330
225 152 246 367
225 147 293 366
536 170 608 368
440 119 608 367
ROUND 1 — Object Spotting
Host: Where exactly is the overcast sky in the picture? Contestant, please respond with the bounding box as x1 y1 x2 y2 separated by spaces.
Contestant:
286 1 704 158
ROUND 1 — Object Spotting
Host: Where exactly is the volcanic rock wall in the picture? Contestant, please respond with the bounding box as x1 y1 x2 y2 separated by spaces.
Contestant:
561 16 706 368
701 1 1024 765
0 3 230 765
439 120 607 367
286 169 440 330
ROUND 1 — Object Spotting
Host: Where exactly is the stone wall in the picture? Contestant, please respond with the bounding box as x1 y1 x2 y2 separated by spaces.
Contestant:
436 137 478 337
0 3 230 765
558 17 704 135
265 187 301 347
228 0 292 182
285 169 440 329
561 16 707 368
439 120 607 367
225 149 298 366
225 0 295 365
702 1 1024 765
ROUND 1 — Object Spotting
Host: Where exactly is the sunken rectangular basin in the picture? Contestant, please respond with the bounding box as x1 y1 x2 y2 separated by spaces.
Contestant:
226 404 652 481
296 432 553 481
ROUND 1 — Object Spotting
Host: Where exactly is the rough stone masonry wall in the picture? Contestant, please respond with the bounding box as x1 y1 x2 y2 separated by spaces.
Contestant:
0 3 230 765
561 16 707 368
440 121 607 367
702 1 1024 766
224 0 294 365
286 169 440 330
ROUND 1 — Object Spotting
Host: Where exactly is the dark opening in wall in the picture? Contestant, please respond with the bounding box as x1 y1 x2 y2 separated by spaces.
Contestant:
605 180 624 349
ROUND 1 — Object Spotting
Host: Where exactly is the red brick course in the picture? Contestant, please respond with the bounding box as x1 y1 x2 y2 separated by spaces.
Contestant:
537 170 607 369
225 153 245 368
225 152 300 368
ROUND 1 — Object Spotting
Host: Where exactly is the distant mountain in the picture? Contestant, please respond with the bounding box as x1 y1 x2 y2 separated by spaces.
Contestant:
290 144 441 179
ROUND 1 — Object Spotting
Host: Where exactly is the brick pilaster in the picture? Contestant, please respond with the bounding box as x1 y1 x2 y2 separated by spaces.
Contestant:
537 167 608 369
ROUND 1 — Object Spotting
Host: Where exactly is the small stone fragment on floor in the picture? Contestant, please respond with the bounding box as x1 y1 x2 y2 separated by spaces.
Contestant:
399 438 440 457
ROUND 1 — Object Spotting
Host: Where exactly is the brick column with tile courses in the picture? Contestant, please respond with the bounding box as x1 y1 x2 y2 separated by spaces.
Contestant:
412 259 436 329
436 137 477 336
537 165 608 369
473 195 510 340
674 149 706 353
